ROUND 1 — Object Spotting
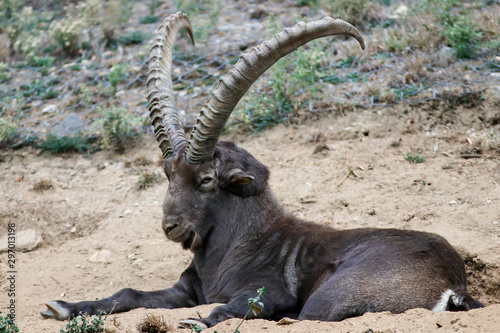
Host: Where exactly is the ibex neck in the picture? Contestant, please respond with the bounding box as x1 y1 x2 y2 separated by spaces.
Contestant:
194 188 285 272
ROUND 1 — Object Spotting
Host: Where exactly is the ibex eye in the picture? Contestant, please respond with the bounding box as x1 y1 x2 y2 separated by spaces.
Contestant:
201 177 213 184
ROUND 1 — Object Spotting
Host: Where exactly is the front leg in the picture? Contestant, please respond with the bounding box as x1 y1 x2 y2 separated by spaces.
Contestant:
41 263 204 320
197 287 296 328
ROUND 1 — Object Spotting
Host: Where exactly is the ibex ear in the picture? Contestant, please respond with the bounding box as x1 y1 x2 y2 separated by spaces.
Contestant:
221 168 259 197
229 169 255 186
215 141 269 197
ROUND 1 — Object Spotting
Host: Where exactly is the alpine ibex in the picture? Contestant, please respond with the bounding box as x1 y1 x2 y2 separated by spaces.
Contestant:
41 12 483 329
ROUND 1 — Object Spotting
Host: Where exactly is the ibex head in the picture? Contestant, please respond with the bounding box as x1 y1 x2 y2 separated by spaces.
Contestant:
148 12 365 251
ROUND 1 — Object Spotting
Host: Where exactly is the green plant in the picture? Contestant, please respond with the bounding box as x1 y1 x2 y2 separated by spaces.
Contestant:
295 0 320 11
36 134 98 154
233 14 331 132
233 287 266 333
138 171 160 189
139 15 160 24
480 129 500 151
148 0 162 15
0 310 20 333
49 17 84 55
75 83 91 107
7 5 53 63
0 62 9 83
108 64 127 95
405 152 426 163
175 0 222 41
100 107 142 152
19 78 61 98
420 0 482 59
394 85 421 99
118 30 146 45
32 56 56 68
324 0 380 27
443 16 482 59
31 56 56 76
335 55 357 69
60 312 106 333
366 85 396 103
381 27 407 53
0 117 18 146
43 88 61 99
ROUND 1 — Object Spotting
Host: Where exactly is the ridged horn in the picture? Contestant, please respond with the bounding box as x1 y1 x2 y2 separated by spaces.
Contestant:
185 17 365 164
147 12 194 158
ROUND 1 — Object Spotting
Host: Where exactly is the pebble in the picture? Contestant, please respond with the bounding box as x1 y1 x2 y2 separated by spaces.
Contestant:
88 250 112 263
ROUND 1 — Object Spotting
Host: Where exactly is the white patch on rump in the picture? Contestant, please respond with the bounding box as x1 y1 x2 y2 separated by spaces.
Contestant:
432 289 465 312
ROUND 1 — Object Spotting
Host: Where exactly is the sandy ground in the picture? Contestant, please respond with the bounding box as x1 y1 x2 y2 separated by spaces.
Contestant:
1 102 499 332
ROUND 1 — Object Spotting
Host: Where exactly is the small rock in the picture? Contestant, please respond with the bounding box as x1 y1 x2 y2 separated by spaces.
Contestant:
88 250 112 263
0 229 42 253
313 144 330 154
277 317 299 325
70 226 77 233
395 4 408 16
42 104 58 113
52 113 84 137
131 258 144 267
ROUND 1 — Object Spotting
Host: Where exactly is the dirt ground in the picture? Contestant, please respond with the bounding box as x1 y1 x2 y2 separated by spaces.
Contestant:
1 100 500 332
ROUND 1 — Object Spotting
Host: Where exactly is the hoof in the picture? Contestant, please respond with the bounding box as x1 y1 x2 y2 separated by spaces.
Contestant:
40 301 70 320
179 319 208 331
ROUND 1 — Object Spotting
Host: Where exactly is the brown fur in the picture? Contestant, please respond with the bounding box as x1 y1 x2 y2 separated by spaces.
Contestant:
42 141 483 325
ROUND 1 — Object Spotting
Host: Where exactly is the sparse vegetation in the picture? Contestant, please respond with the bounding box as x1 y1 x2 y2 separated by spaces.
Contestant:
32 179 54 191
0 62 9 82
0 0 499 146
233 15 328 132
59 312 106 333
138 171 161 189
49 15 84 56
108 64 127 95
100 107 143 152
139 15 160 24
233 287 266 333
36 134 98 154
419 0 482 59
0 311 20 333
479 129 500 152
405 152 426 163
0 117 18 146
137 313 172 333
118 31 146 45
443 16 482 59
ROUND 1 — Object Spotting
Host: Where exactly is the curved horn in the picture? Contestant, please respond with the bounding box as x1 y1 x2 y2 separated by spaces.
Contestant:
147 12 194 158
185 17 365 164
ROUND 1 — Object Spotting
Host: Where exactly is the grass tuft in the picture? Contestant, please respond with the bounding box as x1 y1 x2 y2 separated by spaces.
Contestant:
36 134 99 154
59 312 106 333
137 313 172 333
405 152 426 163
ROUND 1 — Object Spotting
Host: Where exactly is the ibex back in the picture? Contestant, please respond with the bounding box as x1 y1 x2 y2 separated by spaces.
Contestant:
41 12 483 329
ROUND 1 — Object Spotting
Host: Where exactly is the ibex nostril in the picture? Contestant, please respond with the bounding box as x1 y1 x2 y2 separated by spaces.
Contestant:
162 223 177 233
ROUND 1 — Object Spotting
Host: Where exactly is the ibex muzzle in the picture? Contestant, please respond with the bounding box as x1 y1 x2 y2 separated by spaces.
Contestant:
41 12 483 329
